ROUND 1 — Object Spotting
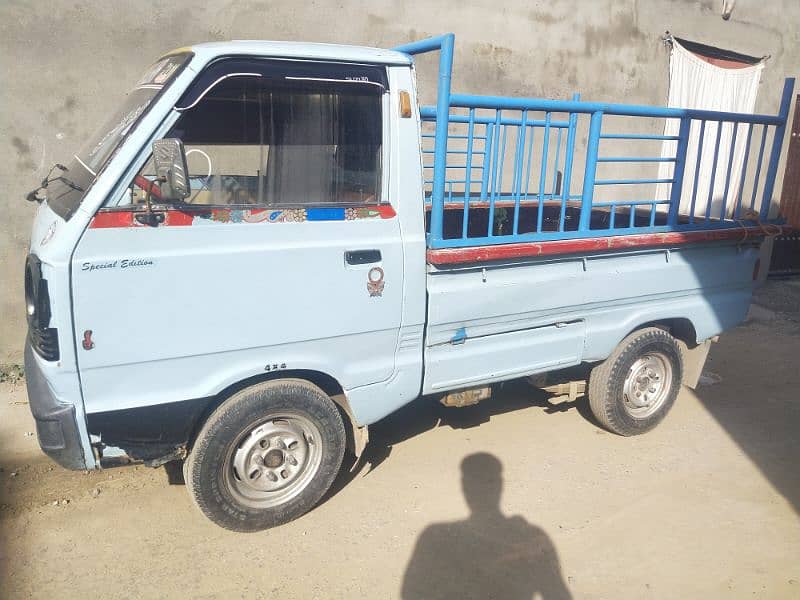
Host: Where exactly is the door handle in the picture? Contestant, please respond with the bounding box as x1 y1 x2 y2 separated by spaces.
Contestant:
345 249 381 265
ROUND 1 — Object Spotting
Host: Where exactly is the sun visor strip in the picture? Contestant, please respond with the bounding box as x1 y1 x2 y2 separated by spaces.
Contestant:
175 58 389 110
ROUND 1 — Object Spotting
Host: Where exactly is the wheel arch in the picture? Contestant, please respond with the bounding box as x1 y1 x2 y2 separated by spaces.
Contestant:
611 318 711 388
627 317 699 348
188 369 367 458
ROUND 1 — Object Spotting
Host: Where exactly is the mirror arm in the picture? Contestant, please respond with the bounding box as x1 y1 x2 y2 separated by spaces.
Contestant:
139 175 167 226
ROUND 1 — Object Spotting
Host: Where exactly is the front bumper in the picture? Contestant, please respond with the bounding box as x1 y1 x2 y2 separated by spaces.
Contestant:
24 342 89 470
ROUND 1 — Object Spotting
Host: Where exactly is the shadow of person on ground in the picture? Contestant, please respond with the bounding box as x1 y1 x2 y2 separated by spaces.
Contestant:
401 452 572 600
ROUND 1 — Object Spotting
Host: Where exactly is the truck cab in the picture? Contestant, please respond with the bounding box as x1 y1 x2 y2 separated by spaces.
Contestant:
24 36 793 531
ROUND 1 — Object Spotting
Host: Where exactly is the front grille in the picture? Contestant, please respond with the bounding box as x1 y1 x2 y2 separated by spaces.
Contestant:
25 255 59 362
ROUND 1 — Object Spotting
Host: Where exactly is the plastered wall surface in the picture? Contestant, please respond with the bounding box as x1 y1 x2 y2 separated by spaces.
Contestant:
1 0 798 362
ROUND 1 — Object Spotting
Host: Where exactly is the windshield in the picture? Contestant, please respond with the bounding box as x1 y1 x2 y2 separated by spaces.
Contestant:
47 52 192 221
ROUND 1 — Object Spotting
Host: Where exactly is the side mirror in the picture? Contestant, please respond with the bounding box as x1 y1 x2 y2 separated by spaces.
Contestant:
151 138 190 201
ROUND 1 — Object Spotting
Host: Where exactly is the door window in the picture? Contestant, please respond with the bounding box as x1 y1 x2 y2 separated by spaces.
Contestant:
127 69 383 208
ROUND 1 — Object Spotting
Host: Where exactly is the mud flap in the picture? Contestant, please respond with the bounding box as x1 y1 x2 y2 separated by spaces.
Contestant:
678 338 714 389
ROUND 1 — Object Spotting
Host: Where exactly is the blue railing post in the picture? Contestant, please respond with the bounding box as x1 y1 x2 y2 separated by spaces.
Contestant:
579 111 603 232
394 33 455 246
512 110 528 235
536 112 552 233
487 110 503 236
749 126 769 213
560 93 580 231
668 117 692 226
759 77 795 220
462 108 476 239
432 34 455 244
481 123 494 199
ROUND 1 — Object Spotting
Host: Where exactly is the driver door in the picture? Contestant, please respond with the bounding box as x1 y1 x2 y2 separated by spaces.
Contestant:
72 61 404 421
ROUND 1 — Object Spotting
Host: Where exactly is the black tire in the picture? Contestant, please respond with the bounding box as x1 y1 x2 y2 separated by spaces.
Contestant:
186 379 346 532
588 327 683 436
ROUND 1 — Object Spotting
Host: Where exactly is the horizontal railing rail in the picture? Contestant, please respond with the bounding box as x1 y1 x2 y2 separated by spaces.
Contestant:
446 94 788 126
396 34 795 250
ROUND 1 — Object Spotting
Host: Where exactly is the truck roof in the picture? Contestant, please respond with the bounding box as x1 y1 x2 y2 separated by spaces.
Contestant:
185 40 412 66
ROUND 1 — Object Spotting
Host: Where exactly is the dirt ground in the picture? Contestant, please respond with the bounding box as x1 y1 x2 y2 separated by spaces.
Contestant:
1 280 799 599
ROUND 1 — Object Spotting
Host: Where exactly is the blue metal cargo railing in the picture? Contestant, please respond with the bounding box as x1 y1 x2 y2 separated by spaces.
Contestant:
394 34 795 250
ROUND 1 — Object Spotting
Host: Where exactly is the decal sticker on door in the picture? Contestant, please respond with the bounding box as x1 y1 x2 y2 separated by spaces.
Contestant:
367 267 385 297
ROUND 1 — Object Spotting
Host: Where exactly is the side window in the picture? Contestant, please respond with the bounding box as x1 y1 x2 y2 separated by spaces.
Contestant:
127 72 383 208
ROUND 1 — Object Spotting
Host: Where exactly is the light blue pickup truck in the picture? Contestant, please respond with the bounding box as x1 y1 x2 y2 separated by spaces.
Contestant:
23 34 793 530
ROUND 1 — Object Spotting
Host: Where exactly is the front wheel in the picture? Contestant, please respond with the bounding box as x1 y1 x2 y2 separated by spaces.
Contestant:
588 327 683 436
186 379 346 531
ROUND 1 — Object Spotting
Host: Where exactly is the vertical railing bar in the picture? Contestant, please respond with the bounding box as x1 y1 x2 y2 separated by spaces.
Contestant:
649 203 657 227
719 121 738 220
579 111 604 232
734 123 754 220
704 120 723 224
513 110 528 235
461 108 475 239
759 78 795 220
688 120 706 225
480 122 494 200
487 110 503 237
510 119 521 197
537 112 552 233
494 123 508 234
609 205 616 229
551 127 563 196
629 204 636 228
497 124 508 203
749 125 769 212
523 124 536 201
510 128 518 196
668 117 692 227
560 93 580 232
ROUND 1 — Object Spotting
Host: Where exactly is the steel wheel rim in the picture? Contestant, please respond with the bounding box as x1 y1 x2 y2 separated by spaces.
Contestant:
224 413 323 509
622 352 673 418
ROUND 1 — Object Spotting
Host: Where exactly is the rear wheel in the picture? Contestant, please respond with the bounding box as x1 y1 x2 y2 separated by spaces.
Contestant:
186 379 345 531
588 327 683 436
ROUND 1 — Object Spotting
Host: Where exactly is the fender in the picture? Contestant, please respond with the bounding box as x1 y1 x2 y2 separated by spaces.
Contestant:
88 368 368 466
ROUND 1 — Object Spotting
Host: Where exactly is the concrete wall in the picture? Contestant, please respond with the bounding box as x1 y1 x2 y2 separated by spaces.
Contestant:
1 0 798 363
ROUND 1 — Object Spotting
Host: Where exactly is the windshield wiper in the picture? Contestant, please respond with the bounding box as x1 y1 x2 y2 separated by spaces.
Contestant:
25 164 83 203
49 175 84 193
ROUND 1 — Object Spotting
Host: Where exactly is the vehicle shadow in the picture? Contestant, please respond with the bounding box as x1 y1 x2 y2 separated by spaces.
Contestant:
689 282 800 514
401 452 572 599
325 378 598 503
164 378 596 491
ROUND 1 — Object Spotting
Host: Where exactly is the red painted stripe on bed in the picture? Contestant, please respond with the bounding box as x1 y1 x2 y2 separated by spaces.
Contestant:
426 226 787 265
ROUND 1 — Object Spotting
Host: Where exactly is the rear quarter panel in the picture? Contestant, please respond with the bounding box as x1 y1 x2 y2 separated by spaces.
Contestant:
423 241 758 393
